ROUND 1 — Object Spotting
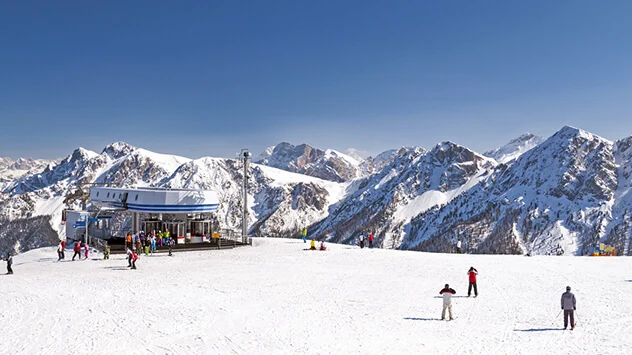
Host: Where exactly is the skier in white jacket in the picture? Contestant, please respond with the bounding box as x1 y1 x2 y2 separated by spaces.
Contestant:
440 284 456 320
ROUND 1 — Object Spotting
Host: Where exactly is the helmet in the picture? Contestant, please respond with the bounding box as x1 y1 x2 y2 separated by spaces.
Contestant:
445 284 449 288
566 286 571 291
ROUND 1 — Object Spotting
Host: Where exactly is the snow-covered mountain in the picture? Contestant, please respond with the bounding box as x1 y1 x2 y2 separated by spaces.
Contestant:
402 126 619 255
255 142 362 182
310 143 496 248
0 157 56 192
3 126 632 256
484 133 545 164
0 142 352 250
358 147 411 176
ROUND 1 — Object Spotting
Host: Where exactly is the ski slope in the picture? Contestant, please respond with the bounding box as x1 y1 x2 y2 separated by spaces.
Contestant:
1 239 631 354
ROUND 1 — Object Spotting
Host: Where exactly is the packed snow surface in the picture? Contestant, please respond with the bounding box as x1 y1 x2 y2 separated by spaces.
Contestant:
1 238 631 355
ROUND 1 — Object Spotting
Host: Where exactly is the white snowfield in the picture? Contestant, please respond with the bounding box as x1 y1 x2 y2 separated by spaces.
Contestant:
1 239 631 355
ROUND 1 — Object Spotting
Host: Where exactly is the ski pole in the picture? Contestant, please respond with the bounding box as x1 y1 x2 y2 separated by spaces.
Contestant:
556 310 562 318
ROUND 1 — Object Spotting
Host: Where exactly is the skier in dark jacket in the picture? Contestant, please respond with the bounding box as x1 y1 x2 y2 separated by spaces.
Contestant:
168 237 175 256
5 253 13 274
561 286 577 330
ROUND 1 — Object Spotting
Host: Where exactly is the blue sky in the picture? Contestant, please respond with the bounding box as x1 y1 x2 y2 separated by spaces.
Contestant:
1 0 632 159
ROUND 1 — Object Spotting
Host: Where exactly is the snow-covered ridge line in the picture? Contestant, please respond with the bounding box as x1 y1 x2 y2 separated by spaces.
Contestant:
2 125 632 257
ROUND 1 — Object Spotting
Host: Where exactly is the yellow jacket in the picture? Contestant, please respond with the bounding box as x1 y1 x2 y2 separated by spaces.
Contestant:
310 239 315 248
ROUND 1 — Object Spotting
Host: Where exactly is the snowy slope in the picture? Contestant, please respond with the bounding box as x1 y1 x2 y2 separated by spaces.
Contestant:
3 238 631 355
484 133 545 164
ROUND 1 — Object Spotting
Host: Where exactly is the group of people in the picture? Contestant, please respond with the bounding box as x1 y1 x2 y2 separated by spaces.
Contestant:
439 266 578 329
439 267 480 320
125 231 176 257
359 233 375 249
57 240 91 261
309 239 327 251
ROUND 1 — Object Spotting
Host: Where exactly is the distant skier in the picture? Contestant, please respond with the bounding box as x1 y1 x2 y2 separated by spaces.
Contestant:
440 284 456 320
72 241 82 261
561 286 577 330
130 250 139 270
135 235 142 255
60 239 66 259
456 239 462 254
319 240 327 251
125 233 132 250
359 234 365 249
104 244 110 260
310 239 316 251
368 233 374 248
57 241 64 261
5 253 13 274
302 227 308 243
150 236 157 254
83 242 89 260
168 237 175 256
126 248 133 267
467 267 478 297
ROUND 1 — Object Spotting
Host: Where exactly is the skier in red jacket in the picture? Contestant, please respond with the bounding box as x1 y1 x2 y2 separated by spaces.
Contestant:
468 267 478 297
368 233 374 248
60 240 67 259
72 241 82 261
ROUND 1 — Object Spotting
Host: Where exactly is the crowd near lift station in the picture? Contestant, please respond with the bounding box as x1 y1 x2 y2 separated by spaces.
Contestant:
61 149 253 252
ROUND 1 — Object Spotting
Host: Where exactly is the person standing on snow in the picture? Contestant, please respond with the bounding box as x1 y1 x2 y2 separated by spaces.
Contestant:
168 237 175 256
83 242 89 260
72 241 82 261
125 233 132 250
359 234 365 249
60 239 66 259
104 243 111 260
150 235 157 254
4 253 13 274
440 284 456 320
561 286 577 330
302 227 308 243
57 241 64 261
368 233 374 248
467 267 478 297
126 248 133 267
456 239 462 254
130 250 139 269
135 234 142 255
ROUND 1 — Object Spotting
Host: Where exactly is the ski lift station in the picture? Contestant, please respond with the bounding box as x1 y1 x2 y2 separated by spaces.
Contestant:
64 186 242 247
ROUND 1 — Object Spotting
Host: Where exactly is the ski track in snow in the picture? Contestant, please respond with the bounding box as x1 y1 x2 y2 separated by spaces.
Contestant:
1 239 631 355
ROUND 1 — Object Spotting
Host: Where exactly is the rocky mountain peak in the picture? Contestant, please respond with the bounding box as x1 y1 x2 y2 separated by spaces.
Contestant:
101 141 137 159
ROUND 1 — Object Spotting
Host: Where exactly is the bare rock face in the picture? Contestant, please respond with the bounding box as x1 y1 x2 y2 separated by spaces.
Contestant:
255 142 361 182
